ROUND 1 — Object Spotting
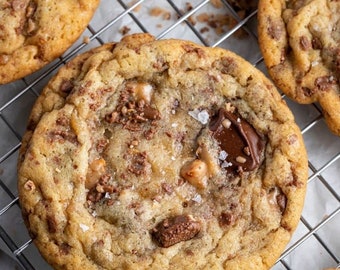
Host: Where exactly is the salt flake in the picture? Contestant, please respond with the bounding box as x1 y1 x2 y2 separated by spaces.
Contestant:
197 110 209 124
79 223 89 232
221 161 232 168
218 150 228 161
192 194 202 203
188 109 209 124
188 109 200 120
104 192 111 199
311 61 319 67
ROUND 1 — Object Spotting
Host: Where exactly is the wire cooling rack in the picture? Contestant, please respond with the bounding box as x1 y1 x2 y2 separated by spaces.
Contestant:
0 0 339 269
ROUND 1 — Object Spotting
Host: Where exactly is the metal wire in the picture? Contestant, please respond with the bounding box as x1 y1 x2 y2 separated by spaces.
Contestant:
0 0 339 269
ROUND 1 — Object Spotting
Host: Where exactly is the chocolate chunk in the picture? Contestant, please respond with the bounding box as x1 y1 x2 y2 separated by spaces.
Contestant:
314 76 336 91
142 106 161 120
276 193 287 214
209 108 266 173
152 215 201 248
59 80 74 94
59 243 71 255
299 36 311 51
218 212 234 227
220 57 238 75
300 86 315 97
267 17 283 40
47 215 57 233
268 187 287 214
312 37 322 50
128 151 149 176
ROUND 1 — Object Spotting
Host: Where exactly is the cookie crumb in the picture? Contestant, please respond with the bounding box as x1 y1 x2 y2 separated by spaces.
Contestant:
83 36 90 44
128 0 141 12
119 26 131 36
210 0 223 9
149 7 171 20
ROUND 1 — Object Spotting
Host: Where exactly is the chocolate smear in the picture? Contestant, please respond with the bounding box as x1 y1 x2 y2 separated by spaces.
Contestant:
209 108 265 173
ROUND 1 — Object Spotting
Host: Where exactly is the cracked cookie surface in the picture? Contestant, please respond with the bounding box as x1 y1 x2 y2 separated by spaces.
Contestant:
258 0 340 135
0 0 99 84
18 34 308 270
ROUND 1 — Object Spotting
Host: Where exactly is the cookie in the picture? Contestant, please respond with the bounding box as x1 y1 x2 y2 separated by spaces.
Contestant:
18 33 308 270
0 0 99 85
258 0 340 135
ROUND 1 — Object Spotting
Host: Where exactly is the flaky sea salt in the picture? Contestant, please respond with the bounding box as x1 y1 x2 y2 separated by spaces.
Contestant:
188 109 200 120
104 192 111 199
188 109 209 124
311 60 319 67
221 161 233 168
192 194 202 203
79 223 89 232
218 150 228 161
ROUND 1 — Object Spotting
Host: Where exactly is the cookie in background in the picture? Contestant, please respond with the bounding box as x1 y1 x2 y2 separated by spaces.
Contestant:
257 0 340 135
0 0 99 85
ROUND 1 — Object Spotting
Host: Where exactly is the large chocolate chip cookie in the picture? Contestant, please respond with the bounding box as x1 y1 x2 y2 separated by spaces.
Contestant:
18 34 308 270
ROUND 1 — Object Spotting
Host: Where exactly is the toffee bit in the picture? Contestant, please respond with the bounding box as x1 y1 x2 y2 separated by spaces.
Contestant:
222 118 231 129
243 146 251 156
129 139 139 148
236 156 246 164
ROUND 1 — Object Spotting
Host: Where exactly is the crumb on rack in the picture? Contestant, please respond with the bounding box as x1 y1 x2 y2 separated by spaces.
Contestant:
137 1 250 38
119 26 131 36
183 2 247 38
149 7 171 20
128 0 142 12
83 36 90 44
210 0 223 9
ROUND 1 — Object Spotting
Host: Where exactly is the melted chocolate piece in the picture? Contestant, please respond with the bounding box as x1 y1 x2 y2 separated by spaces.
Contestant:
209 108 265 173
152 215 201 248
